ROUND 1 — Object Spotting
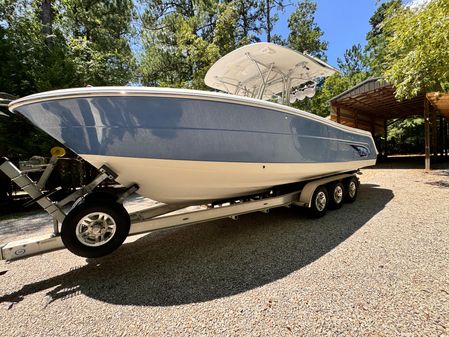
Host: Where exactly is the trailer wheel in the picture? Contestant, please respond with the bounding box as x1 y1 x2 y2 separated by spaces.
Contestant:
328 181 344 209
61 200 130 258
308 185 329 218
343 176 359 203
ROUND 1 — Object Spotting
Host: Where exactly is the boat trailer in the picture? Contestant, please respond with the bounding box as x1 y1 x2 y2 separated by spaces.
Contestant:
0 153 359 262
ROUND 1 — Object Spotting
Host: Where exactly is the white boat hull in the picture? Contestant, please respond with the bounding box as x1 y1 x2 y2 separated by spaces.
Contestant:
83 155 376 204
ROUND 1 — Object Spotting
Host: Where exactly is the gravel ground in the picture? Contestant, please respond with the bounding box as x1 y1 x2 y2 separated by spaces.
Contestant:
0 164 448 336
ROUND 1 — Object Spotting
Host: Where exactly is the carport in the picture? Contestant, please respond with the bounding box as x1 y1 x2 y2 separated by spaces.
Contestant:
329 78 449 170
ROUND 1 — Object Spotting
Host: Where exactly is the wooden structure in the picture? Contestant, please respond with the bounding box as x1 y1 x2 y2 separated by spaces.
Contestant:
329 78 449 170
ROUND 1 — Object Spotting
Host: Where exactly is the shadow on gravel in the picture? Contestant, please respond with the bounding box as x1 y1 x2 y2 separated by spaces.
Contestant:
0 211 52 237
425 180 449 188
371 155 449 170
0 184 393 307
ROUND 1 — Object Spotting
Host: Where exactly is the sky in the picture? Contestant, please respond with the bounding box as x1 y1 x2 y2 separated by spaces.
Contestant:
272 0 381 67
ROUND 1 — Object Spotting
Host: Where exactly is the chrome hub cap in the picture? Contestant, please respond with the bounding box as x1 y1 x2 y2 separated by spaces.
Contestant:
348 181 357 198
315 191 327 212
334 185 343 204
76 212 117 247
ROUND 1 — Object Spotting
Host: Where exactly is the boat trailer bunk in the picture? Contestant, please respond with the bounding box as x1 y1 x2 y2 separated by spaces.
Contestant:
0 154 360 262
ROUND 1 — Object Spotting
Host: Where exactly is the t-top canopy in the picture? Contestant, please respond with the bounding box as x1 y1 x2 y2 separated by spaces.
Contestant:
204 42 337 102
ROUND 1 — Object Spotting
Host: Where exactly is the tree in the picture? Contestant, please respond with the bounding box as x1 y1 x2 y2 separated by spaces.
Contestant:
0 0 135 96
287 0 328 59
0 0 136 161
233 0 262 43
380 0 449 99
285 0 329 115
292 43 370 117
365 0 402 76
337 44 369 77
60 0 136 86
139 0 255 89
0 0 70 96
387 118 424 154
257 0 286 43
0 1 71 161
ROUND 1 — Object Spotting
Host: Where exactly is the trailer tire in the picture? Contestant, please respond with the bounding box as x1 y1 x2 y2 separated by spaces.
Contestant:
308 185 329 218
61 200 130 258
343 176 359 203
328 181 344 209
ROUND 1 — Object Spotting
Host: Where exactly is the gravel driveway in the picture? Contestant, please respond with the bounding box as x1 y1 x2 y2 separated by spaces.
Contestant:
0 164 448 336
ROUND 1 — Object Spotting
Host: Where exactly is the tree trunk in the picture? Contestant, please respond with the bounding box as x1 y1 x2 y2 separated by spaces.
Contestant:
266 0 271 42
40 0 52 37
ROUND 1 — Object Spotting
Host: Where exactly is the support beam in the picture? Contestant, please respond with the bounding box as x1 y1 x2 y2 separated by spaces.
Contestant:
445 119 448 156
384 119 388 157
443 118 446 156
438 116 443 155
431 108 437 155
424 99 431 171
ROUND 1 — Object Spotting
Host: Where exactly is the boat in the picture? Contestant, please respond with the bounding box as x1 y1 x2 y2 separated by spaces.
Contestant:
8 43 377 205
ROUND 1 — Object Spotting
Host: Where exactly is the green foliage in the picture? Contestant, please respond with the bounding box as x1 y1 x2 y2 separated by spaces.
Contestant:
285 0 335 116
287 0 328 60
60 0 136 86
337 44 370 77
139 0 253 89
0 0 135 96
0 0 71 95
292 41 369 117
233 0 262 42
365 0 402 76
0 0 135 161
381 0 449 99
387 118 424 154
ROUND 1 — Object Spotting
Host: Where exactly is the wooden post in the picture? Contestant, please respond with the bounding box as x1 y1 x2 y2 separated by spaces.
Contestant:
446 119 448 156
424 99 431 170
439 115 444 156
336 106 341 123
354 111 359 128
384 119 388 157
444 118 448 156
431 108 437 156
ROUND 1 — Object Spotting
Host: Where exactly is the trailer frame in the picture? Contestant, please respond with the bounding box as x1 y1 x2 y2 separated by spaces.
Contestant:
0 156 358 261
